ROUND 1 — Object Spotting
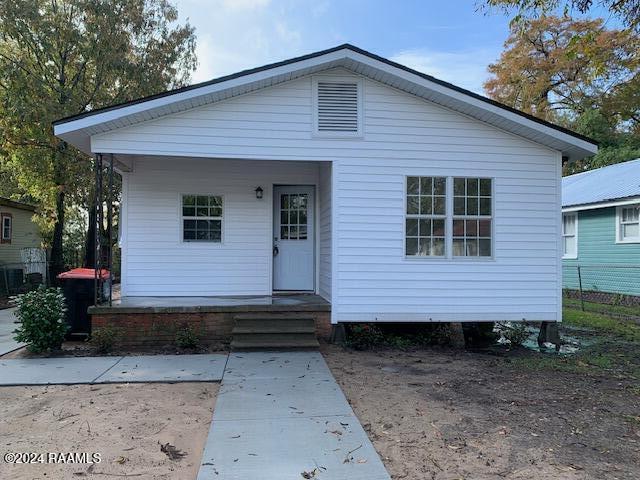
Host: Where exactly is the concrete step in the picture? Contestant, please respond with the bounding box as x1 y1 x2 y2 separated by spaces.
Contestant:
232 318 315 334
232 324 316 334
231 333 319 350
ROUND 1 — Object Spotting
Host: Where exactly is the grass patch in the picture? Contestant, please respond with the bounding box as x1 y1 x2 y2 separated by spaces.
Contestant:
564 297 640 318
562 307 640 342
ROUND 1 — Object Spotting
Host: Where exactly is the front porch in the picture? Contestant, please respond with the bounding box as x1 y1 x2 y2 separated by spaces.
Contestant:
89 294 332 349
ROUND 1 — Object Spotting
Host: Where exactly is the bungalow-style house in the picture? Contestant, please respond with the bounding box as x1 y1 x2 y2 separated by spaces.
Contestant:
562 159 640 299
0 197 44 293
53 45 597 347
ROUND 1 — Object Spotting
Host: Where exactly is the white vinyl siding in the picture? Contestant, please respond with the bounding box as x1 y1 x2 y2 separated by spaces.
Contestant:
616 205 640 243
94 69 562 322
318 162 332 301
562 213 577 258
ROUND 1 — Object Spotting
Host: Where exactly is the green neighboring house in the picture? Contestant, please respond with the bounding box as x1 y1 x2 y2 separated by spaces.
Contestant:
562 159 640 297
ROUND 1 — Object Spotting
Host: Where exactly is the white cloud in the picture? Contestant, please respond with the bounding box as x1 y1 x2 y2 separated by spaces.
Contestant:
178 0 307 83
390 48 497 94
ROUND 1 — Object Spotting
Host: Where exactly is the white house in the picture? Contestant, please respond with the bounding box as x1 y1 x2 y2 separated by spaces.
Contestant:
54 44 597 332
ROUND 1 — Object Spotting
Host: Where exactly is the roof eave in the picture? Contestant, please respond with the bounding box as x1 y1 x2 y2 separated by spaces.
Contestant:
53 44 598 160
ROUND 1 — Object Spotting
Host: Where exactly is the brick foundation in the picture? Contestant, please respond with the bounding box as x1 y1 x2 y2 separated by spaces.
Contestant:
91 310 332 349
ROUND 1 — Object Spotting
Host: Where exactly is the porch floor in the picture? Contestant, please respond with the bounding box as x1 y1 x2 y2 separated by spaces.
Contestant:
89 294 330 314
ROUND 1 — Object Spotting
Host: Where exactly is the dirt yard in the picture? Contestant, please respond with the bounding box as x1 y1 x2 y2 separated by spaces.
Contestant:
0 382 217 479
323 321 640 480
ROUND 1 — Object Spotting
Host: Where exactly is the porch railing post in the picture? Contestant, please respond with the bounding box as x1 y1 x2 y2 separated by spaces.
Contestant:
107 153 114 306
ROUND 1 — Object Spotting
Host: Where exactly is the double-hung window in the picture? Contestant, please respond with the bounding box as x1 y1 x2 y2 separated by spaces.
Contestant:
182 195 223 242
453 178 492 257
562 213 577 258
1 213 11 244
617 205 640 243
406 176 446 257
405 176 493 258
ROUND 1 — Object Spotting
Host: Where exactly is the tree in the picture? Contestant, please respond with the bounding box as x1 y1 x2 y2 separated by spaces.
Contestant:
0 0 196 279
485 16 640 172
482 0 640 32
484 17 640 125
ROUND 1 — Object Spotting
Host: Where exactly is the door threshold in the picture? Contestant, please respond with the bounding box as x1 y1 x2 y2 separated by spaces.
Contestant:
273 291 315 296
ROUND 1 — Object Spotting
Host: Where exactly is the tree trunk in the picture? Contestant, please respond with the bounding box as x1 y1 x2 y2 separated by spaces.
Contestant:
49 149 66 283
49 186 65 282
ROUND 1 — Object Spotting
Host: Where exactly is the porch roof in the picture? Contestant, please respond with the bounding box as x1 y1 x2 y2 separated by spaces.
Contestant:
54 44 597 162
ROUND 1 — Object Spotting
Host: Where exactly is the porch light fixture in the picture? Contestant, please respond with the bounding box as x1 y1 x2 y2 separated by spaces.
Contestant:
255 186 264 199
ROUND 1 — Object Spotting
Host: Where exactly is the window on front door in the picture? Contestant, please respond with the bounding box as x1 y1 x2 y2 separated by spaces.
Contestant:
280 194 308 240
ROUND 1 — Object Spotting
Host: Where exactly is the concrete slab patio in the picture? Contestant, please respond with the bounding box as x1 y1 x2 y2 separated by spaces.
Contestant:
0 308 24 355
0 353 227 385
197 351 391 480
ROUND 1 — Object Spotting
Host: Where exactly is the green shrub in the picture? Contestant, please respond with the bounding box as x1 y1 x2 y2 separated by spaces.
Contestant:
497 322 530 347
175 324 201 349
345 324 385 350
13 286 68 353
90 325 120 354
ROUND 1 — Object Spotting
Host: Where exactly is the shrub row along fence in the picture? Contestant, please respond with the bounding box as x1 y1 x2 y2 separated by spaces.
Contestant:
563 264 640 323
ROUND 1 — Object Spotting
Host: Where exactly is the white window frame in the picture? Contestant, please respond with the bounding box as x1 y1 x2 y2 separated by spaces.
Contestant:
452 177 493 258
616 205 640 243
180 194 224 244
311 75 364 138
404 176 494 260
1 214 11 244
404 176 447 258
562 212 578 259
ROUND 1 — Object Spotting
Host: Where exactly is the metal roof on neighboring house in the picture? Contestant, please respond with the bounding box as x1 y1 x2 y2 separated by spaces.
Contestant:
562 158 640 209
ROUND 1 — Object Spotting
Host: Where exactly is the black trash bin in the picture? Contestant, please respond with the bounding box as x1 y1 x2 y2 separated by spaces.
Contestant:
57 268 110 339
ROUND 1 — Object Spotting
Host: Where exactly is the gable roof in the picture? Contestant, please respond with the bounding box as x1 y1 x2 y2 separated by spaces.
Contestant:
0 197 37 212
562 158 640 210
54 44 598 160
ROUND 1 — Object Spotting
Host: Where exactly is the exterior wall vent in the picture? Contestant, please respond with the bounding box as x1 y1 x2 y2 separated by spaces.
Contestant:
313 77 363 136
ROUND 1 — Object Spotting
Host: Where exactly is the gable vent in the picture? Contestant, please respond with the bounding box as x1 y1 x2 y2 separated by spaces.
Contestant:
316 81 359 133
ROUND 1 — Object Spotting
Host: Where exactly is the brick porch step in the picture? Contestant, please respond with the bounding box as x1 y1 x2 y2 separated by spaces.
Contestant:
231 315 319 349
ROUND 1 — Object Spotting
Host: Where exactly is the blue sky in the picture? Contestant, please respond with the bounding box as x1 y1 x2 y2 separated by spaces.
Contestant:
174 0 613 94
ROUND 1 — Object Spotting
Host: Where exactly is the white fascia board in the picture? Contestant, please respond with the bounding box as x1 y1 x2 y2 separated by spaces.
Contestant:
562 196 640 212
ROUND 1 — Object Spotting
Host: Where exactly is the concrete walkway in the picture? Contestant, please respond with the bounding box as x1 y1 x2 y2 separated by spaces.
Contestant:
0 354 227 385
197 351 390 480
0 308 24 355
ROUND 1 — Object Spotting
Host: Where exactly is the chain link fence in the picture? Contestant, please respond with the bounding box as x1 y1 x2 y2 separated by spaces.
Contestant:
563 264 640 323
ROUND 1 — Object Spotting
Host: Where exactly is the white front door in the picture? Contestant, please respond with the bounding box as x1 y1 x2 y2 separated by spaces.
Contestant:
273 185 315 291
